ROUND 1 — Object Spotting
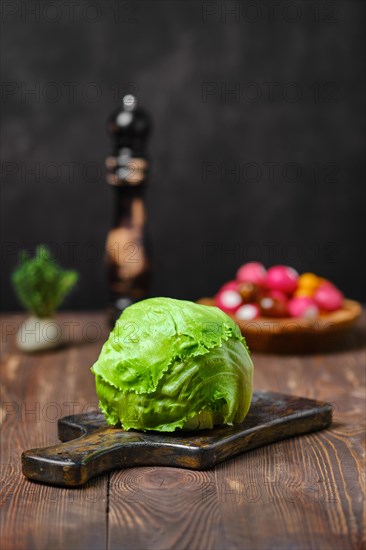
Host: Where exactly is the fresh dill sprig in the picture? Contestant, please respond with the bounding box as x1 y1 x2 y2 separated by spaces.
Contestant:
12 245 79 318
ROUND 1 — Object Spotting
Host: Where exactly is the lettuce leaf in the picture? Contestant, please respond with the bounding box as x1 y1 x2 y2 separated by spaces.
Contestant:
91 297 253 431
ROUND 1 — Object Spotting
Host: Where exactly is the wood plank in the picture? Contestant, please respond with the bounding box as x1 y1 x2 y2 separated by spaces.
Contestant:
1 313 109 550
213 430 363 550
1 311 365 550
242 344 365 549
108 467 226 550
107 312 365 550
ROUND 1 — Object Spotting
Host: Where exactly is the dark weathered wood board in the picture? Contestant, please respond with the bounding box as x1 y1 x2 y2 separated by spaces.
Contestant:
21 391 332 487
0 313 109 550
1 312 365 550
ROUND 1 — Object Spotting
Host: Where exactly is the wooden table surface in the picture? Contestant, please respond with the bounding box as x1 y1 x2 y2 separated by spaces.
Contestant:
1 312 365 550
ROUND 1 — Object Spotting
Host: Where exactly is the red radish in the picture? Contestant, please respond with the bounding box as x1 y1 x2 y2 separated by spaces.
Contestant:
236 262 267 286
235 303 260 321
266 265 298 294
314 283 343 312
220 280 239 292
288 297 319 319
215 288 242 313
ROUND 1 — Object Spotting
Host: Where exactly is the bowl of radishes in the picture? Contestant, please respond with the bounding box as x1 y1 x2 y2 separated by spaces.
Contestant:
198 263 361 353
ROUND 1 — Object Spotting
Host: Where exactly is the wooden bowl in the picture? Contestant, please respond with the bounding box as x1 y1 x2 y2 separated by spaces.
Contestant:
197 298 362 353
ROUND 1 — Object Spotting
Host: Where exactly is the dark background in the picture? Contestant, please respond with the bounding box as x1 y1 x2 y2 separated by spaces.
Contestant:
1 0 365 311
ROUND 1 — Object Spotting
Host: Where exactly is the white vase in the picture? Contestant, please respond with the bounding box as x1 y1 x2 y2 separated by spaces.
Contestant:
16 316 63 352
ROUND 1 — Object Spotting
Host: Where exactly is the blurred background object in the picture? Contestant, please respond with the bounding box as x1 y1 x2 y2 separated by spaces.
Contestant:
1 0 365 311
11 245 79 350
105 94 152 325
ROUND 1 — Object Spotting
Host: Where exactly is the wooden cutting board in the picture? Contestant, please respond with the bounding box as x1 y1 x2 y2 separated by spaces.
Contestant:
22 391 332 487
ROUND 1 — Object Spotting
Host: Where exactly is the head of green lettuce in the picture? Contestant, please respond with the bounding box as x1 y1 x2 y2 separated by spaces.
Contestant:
91 297 253 432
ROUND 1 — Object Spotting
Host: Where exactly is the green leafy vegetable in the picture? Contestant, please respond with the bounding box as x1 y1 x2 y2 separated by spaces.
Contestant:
12 245 79 318
92 297 253 432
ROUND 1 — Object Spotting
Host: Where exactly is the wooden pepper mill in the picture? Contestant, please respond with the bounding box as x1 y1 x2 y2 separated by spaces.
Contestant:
105 95 152 326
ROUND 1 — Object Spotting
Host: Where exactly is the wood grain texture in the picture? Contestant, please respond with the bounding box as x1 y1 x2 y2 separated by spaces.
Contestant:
1 311 365 550
0 313 110 550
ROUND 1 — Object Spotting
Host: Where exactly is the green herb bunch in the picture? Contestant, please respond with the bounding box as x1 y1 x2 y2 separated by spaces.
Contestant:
12 246 79 318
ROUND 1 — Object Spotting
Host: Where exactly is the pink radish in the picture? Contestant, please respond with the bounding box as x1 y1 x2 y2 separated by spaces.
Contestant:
236 262 267 286
235 303 260 321
288 297 319 319
215 288 242 314
266 265 299 294
314 283 343 312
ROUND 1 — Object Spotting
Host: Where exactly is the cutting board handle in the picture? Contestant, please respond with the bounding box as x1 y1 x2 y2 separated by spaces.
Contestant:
22 427 141 487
